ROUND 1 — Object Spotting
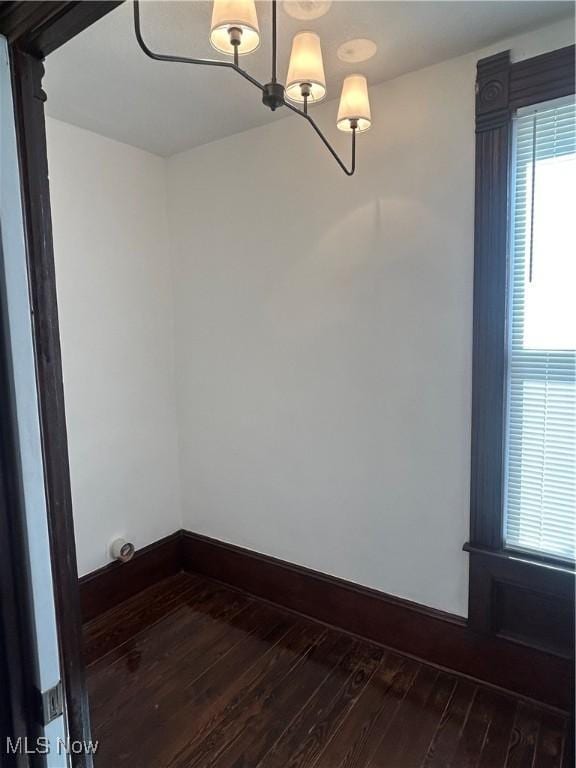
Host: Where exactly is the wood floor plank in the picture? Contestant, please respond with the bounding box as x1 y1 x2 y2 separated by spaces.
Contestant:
83 575 568 768
255 640 384 768
89 584 251 727
84 572 207 663
533 711 568 768
421 679 477 768
476 691 518 768
367 667 455 768
93 603 294 767
210 633 364 768
167 622 333 768
94 596 259 734
504 703 542 768
86 576 224 674
313 653 419 768
449 685 502 768
87 579 246 695
130 608 295 768
84 571 199 637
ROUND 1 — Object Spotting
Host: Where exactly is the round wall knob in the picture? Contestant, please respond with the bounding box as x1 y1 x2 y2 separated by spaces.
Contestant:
110 538 135 563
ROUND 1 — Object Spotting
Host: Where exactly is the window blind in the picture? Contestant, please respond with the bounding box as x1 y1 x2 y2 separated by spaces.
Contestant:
504 96 576 562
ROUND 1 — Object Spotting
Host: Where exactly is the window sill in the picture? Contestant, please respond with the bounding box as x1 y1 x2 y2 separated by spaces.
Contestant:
464 543 575 574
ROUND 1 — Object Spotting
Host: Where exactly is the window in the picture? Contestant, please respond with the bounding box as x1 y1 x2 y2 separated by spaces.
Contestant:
468 46 574 663
504 96 576 562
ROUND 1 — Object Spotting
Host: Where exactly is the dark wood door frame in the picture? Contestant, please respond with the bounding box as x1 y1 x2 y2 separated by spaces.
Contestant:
0 3 122 766
0 264 40 767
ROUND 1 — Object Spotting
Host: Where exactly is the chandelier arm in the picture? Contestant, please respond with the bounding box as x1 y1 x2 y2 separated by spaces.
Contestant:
133 0 265 93
271 0 277 83
283 100 357 176
134 0 359 175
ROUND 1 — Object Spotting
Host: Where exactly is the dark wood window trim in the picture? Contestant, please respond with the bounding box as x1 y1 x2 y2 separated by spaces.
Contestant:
467 44 575 658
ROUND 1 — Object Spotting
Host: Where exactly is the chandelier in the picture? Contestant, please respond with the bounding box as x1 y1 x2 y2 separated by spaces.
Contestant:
133 0 372 175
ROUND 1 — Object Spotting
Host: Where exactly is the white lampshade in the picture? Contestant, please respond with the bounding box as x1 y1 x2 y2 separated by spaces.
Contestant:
285 31 326 103
210 0 260 55
337 74 371 132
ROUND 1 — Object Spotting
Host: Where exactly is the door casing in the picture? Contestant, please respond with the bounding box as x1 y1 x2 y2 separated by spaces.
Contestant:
0 4 123 766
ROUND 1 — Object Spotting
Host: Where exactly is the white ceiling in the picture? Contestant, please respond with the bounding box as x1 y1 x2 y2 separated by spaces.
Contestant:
44 1 573 157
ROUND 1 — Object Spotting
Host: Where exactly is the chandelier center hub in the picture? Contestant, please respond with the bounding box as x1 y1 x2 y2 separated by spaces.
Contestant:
262 82 286 111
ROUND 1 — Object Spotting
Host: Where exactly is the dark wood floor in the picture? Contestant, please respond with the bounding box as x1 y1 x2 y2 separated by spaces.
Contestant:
84 572 569 768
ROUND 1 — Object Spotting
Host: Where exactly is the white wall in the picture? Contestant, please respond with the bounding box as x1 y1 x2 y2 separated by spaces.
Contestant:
47 118 181 576
167 19 574 617
46 18 573 608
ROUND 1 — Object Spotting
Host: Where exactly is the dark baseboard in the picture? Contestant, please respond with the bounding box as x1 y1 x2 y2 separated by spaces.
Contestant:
79 531 182 623
78 528 573 711
181 531 573 712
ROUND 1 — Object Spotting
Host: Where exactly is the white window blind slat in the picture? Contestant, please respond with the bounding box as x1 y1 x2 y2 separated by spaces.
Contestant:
503 96 576 562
